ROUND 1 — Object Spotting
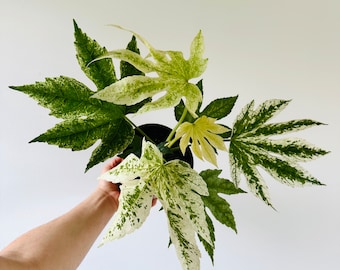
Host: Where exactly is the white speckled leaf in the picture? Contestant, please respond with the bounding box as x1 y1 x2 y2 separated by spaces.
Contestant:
99 180 153 245
150 159 212 270
166 209 201 270
98 154 140 183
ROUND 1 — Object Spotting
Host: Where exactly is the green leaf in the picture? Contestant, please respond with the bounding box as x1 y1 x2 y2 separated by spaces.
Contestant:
229 99 329 206
85 118 135 171
200 169 245 232
200 96 238 120
120 35 145 78
91 27 207 117
10 76 123 119
10 76 134 171
73 20 117 89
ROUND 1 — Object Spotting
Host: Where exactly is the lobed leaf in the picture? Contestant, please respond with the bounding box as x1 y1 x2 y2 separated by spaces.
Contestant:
100 180 153 245
92 76 167 106
233 99 290 137
229 99 328 206
73 20 117 89
120 35 145 79
197 211 215 265
166 209 201 270
200 169 246 231
200 96 238 120
240 137 329 162
10 76 134 171
91 27 207 117
247 119 325 137
155 160 211 244
175 116 228 166
10 76 124 119
245 143 324 186
85 119 135 171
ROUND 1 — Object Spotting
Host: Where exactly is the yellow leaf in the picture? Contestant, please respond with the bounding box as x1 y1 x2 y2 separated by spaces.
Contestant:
175 116 229 166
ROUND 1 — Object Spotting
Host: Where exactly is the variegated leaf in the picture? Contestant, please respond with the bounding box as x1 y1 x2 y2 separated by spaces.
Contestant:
229 142 273 206
99 180 153 245
247 119 325 137
166 209 201 270
153 160 212 245
91 27 207 117
229 99 328 206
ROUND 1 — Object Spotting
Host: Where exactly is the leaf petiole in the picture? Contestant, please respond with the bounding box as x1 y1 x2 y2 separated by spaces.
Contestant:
166 107 188 147
123 115 155 143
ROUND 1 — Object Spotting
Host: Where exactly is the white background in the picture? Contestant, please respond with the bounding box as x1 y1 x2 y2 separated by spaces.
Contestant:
1 0 339 269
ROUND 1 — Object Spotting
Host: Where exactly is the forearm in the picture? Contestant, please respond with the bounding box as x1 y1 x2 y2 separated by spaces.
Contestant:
0 187 117 270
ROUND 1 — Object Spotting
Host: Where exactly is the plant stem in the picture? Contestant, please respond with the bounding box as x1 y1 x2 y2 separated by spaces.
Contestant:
123 116 155 143
165 107 188 147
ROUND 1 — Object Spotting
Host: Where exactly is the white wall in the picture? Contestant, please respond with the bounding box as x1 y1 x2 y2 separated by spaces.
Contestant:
1 0 339 269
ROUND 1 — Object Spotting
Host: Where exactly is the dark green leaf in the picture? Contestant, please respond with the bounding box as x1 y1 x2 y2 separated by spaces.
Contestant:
200 169 245 232
200 96 238 120
86 118 135 171
120 36 145 78
73 19 117 90
30 117 112 150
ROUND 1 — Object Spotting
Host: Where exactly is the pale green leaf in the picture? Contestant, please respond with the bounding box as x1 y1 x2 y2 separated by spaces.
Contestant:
91 27 207 116
92 49 156 73
92 76 166 105
154 160 211 243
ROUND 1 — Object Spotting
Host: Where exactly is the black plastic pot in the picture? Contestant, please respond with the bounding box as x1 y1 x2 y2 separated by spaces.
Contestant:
119 124 194 168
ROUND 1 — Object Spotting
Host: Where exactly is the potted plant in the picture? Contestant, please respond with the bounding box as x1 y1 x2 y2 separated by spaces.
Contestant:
9 20 329 269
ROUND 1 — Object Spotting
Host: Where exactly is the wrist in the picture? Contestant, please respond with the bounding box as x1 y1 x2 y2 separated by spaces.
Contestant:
95 186 119 213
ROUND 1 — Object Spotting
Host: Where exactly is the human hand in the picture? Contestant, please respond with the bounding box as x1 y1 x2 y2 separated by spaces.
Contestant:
97 156 124 209
97 157 157 209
